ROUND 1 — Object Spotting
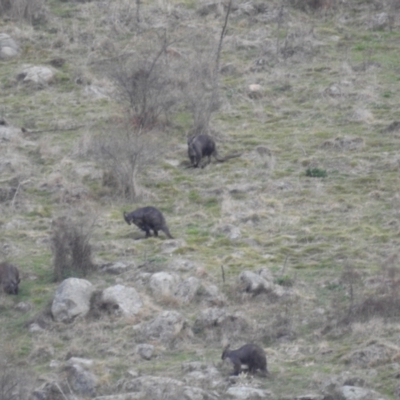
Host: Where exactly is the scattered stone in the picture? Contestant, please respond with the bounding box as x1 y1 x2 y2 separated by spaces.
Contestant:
100 261 129 275
51 278 94 322
66 362 98 397
369 13 389 30
143 310 190 344
193 307 249 339
149 272 181 300
238 270 274 294
226 386 273 399
0 33 19 59
174 277 200 303
28 323 45 333
101 285 143 317
17 65 56 85
0 125 20 141
136 344 154 360
66 357 94 369
15 301 32 312
248 84 263 99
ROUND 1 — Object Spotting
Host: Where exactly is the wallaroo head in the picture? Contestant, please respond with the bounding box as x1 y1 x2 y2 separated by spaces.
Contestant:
0 262 21 295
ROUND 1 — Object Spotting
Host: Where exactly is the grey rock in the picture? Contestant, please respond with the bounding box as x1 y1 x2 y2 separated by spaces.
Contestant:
175 277 200 303
101 284 143 317
51 278 94 322
100 261 129 275
66 363 98 397
226 386 273 399
143 310 189 344
17 65 55 85
149 272 181 299
136 344 154 360
0 33 19 59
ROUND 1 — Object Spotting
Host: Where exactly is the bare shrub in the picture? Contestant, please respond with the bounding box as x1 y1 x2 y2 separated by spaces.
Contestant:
0 0 45 23
103 33 183 130
91 117 161 200
184 1 232 136
51 215 96 282
183 35 218 136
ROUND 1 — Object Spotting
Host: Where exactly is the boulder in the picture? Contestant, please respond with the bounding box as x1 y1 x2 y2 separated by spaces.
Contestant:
136 344 154 360
101 285 143 317
143 310 189 344
174 277 200 303
0 34 19 59
149 272 180 300
238 270 274 294
51 278 94 322
321 374 388 400
248 84 264 99
66 362 98 397
192 307 249 338
17 65 55 85
100 261 129 274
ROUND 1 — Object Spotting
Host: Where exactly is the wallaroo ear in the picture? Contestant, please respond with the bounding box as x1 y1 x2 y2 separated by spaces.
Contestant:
222 344 230 351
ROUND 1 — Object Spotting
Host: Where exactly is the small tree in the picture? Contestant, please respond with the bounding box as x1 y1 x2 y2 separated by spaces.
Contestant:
51 215 96 282
106 32 182 130
184 0 232 136
92 118 161 200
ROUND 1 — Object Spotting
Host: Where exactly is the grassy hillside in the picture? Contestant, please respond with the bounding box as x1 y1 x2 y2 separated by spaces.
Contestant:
1 0 400 398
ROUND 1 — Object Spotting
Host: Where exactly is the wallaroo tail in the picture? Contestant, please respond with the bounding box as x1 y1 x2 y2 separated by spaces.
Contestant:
221 343 268 376
123 206 173 239
187 134 241 168
0 262 20 295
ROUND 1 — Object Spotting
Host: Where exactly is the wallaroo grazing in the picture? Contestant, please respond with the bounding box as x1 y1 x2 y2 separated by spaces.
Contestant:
221 344 268 376
123 206 173 239
187 134 241 168
0 262 20 295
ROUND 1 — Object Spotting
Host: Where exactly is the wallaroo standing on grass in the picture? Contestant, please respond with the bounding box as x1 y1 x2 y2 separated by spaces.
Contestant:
187 134 241 168
0 262 20 295
123 206 174 239
221 343 268 376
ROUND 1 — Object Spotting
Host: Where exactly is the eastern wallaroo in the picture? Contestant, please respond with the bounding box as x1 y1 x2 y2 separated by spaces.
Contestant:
221 343 268 376
187 134 241 168
0 262 21 295
123 206 173 239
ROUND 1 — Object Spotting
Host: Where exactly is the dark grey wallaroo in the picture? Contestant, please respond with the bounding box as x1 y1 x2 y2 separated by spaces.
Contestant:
187 134 241 168
123 206 173 239
221 344 268 376
0 262 20 295
188 134 222 168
